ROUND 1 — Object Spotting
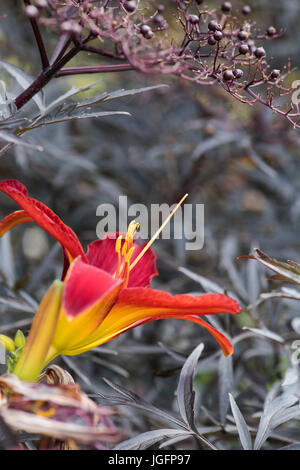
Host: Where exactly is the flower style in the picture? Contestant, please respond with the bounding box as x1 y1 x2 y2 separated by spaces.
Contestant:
0 180 241 382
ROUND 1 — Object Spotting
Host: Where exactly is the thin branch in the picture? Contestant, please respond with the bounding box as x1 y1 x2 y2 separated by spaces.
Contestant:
24 0 49 70
14 44 82 109
80 45 125 60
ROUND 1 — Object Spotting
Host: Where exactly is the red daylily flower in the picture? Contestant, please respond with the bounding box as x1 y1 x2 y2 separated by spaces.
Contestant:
0 180 241 381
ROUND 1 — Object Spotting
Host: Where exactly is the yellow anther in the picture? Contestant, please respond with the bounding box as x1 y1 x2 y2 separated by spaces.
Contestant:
0 334 15 352
37 407 56 419
124 246 135 264
115 235 123 253
126 220 140 241
35 400 44 408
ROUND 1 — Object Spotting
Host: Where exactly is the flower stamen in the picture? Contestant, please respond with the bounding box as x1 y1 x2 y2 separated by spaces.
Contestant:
115 235 123 278
129 193 188 271
114 221 140 285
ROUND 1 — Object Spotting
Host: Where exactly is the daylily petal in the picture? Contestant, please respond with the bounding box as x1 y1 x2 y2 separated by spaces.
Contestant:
87 314 233 356
0 180 87 262
0 210 33 236
65 287 241 356
114 288 241 315
46 258 123 357
62 257 123 319
13 280 64 382
86 236 158 287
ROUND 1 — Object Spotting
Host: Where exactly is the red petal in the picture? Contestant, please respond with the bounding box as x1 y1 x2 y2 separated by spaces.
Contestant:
0 210 33 236
79 287 241 356
0 180 86 262
107 314 234 356
63 257 122 319
116 288 241 315
86 235 158 287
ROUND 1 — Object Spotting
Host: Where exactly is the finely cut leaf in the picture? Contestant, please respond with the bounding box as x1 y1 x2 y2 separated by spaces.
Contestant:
218 355 233 425
229 394 252 450
177 342 204 429
242 327 284 343
0 61 45 112
114 429 192 450
0 131 43 151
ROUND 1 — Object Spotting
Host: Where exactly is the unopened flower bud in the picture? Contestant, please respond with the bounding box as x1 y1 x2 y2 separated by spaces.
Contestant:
14 330 26 349
0 334 15 352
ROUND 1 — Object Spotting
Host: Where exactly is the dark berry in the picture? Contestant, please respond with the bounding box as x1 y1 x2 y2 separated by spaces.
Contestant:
208 36 217 46
140 24 151 34
254 47 266 58
242 5 251 15
270 69 280 79
238 30 248 41
223 70 234 81
188 14 199 24
208 20 222 32
154 14 167 28
267 26 277 36
239 44 249 54
233 68 244 79
221 2 232 12
123 1 136 13
144 30 154 39
214 31 223 41
157 4 165 12
196 0 204 4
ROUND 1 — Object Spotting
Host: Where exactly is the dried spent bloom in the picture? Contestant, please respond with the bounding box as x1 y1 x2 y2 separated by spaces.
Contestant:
0 373 120 449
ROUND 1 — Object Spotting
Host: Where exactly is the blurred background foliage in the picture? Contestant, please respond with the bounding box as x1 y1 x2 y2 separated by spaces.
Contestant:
0 0 300 450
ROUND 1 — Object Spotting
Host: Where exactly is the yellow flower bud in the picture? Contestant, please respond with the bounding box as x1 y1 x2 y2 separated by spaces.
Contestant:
14 330 26 349
0 334 15 352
